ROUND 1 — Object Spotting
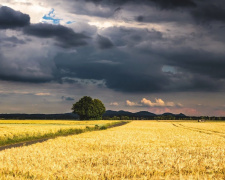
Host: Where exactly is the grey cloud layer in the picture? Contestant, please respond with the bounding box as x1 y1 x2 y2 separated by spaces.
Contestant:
23 23 89 48
96 35 114 49
0 3 225 94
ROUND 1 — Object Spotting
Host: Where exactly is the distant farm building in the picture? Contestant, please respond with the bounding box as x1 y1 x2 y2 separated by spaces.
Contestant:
198 119 206 122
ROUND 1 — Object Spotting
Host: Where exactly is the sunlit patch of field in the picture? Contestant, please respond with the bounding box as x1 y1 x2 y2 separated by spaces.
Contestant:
0 120 115 125
0 120 120 146
1 121 225 179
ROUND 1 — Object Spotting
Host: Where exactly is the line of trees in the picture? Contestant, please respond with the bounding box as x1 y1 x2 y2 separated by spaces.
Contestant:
103 115 225 121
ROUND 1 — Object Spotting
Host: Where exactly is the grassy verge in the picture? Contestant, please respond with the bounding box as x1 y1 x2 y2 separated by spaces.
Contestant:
0 121 130 147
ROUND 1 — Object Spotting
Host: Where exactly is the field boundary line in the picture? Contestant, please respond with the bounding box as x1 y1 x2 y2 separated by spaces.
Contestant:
172 123 225 137
0 121 130 152
178 123 225 135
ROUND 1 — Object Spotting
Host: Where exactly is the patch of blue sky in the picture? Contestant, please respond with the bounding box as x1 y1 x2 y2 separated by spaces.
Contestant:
66 21 75 24
41 8 62 25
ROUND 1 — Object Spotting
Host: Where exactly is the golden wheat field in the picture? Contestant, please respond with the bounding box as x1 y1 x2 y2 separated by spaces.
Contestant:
0 120 116 125
1 121 225 179
0 120 119 146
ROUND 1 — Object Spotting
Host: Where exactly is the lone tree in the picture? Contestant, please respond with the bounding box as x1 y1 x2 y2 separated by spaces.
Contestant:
72 96 106 120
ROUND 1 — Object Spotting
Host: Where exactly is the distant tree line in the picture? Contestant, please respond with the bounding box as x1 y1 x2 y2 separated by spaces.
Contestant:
102 115 225 121
0 114 224 121
0 113 78 120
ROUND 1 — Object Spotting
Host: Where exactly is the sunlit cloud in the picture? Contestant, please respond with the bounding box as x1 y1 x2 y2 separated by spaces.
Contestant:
141 98 167 107
126 98 182 107
126 100 141 107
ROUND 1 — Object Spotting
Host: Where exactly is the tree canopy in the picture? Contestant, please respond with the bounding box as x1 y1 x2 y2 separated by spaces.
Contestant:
71 96 106 120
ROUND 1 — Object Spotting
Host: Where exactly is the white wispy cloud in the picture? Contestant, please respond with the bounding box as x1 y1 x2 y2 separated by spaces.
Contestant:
35 93 51 96
110 102 119 106
141 98 176 107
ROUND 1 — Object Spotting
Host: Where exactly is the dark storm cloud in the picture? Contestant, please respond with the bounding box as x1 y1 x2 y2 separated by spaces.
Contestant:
50 0 197 19
0 59 53 83
0 73 52 83
134 10 192 24
54 53 169 93
149 0 196 9
141 40 225 92
105 72 168 93
52 33 170 93
0 69 54 83
23 23 89 48
192 4 225 23
96 34 114 49
1 23 225 93
50 24 225 93
131 0 225 24
100 26 163 47
136 16 145 22
45 0 224 25
164 48 225 79
85 0 196 9
0 6 30 29
84 0 225 25
162 70 224 92
0 51 57 83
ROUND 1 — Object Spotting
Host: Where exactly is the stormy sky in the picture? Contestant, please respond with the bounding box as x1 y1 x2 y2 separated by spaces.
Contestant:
0 0 225 116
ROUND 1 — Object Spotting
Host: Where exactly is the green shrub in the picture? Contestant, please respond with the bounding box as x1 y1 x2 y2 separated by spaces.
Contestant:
99 126 107 130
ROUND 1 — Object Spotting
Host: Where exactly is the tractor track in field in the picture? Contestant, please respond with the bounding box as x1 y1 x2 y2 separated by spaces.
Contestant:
0 121 129 152
172 123 225 138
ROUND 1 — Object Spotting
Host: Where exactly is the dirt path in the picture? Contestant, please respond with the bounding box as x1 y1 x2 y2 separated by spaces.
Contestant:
107 121 128 128
0 121 129 152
